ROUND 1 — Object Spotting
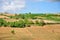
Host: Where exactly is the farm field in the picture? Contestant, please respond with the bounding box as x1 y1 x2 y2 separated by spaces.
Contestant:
0 13 60 40
0 24 60 40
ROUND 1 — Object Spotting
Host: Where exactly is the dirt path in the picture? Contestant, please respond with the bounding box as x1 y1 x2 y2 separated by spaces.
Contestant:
43 20 60 23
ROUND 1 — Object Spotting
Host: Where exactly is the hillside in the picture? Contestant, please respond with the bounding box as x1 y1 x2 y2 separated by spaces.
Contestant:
0 13 60 40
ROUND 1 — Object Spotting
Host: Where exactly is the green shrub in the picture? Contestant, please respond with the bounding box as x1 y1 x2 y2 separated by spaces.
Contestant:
39 21 45 26
35 20 39 24
35 20 45 26
24 19 31 27
9 22 15 27
8 20 26 28
17 20 26 28
11 30 15 34
0 18 8 27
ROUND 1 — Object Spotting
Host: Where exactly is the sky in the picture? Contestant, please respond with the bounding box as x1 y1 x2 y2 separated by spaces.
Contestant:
0 0 60 13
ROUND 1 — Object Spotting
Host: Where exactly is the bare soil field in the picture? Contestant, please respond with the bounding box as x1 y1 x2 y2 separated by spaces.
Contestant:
0 15 9 19
0 24 60 40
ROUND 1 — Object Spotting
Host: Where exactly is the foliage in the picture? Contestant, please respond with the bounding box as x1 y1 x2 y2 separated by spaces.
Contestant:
11 30 15 34
8 20 26 28
35 20 45 26
0 18 8 27
1 13 60 28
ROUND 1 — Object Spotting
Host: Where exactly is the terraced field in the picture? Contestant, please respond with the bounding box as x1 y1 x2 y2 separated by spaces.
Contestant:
0 24 60 40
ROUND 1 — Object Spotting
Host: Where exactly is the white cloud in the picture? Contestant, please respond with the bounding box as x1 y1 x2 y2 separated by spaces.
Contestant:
1 0 25 11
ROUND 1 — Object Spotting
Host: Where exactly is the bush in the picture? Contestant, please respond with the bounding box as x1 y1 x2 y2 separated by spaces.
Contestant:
24 19 31 27
35 20 45 26
8 20 26 28
14 20 26 28
11 30 15 34
8 22 15 27
39 21 45 26
0 18 8 27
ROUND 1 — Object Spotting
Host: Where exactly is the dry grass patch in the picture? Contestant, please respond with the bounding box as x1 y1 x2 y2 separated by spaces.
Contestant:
0 24 60 40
